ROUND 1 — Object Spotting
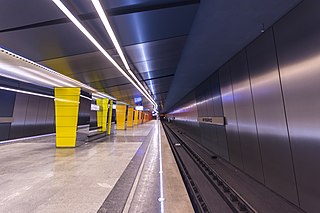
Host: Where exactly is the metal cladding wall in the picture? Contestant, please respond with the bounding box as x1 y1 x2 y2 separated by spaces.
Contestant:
273 1 320 211
78 96 91 126
0 77 91 141
168 1 320 211
246 29 298 204
0 90 15 140
229 50 264 183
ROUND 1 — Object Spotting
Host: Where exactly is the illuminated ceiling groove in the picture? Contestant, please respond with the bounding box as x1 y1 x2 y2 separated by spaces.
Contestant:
92 0 157 107
52 0 158 111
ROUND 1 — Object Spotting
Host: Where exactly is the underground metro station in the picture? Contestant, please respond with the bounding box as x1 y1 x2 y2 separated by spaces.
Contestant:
0 0 320 212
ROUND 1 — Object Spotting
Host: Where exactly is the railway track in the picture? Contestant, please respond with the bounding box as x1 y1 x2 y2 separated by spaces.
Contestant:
162 121 257 213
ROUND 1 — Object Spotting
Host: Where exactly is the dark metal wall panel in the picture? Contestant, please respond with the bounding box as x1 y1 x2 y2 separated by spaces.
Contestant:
35 97 49 135
0 123 11 141
204 78 215 116
211 73 229 160
195 84 207 117
246 29 298 204
78 97 91 126
196 81 218 153
229 51 264 183
0 90 16 117
0 123 10 141
90 110 97 128
9 93 28 139
219 64 242 167
24 96 40 137
171 91 200 142
274 1 320 211
45 99 55 133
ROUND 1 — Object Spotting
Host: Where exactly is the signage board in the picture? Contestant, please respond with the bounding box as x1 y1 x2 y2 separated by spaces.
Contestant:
197 116 225 126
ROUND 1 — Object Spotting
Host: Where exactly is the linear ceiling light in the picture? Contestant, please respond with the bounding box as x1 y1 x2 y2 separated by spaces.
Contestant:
0 48 96 92
91 0 158 108
52 0 157 109
0 86 55 99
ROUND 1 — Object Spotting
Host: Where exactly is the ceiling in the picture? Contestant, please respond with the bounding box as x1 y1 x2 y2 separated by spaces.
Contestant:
0 0 301 111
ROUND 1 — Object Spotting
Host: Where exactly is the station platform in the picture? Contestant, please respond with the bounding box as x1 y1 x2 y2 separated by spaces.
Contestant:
0 120 193 213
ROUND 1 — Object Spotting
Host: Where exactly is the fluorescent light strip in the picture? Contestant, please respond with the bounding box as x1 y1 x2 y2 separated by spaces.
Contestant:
0 86 54 99
20 66 74 87
0 63 61 87
1 48 95 92
92 0 158 108
52 0 157 109
80 94 92 101
96 91 116 100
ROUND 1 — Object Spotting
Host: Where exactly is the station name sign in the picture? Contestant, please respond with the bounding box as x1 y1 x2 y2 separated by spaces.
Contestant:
197 116 225 126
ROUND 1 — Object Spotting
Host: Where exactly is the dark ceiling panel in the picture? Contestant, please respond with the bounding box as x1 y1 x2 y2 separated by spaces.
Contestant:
0 23 101 61
133 56 180 74
105 0 197 10
0 0 65 30
124 36 186 63
139 69 175 80
40 51 119 75
111 4 198 46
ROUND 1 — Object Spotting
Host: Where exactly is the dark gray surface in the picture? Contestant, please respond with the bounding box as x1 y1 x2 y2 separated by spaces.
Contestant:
4 85 86 141
24 95 40 137
246 29 298 204
0 123 11 141
78 97 91 126
211 73 229 160
36 97 49 135
219 64 243 169
98 127 155 213
9 93 29 139
229 50 264 183
0 90 16 117
274 1 320 211
45 98 55 133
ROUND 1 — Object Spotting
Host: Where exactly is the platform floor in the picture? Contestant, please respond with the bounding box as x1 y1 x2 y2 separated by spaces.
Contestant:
0 120 192 213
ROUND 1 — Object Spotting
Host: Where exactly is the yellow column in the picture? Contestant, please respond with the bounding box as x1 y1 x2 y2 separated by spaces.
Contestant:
116 104 127 130
138 111 141 124
108 100 113 135
127 107 134 127
134 110 139 126
96 98 109 132
54 88 80 148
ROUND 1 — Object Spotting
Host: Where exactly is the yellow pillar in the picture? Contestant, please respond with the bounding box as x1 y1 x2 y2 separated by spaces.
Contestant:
108 100 113 135
134 110 139 126
116 104 127 130
138 111 142 124
127 107 134 127
96 98 109 132
54 88 80 148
